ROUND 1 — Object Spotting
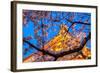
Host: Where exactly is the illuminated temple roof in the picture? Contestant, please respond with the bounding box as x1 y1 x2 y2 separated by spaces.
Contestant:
43 24 81 53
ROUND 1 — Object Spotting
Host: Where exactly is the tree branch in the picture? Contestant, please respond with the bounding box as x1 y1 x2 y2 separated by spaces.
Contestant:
65 18 90 25
55 32 91 58
23 32 90 60
67 19 90 32
23 39 56 57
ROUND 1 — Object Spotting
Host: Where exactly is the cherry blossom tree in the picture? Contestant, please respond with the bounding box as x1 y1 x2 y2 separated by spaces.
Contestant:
23 10 91 62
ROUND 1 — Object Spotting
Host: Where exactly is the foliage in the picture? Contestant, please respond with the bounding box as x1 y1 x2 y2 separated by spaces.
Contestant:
23 10 91 62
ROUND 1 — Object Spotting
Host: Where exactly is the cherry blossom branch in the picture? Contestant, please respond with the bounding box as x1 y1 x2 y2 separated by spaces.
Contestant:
23 32 90 60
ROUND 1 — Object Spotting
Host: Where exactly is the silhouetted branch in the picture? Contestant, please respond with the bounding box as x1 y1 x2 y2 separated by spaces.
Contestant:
67 19 90 31
23 39 56 57
23 32 90 60
55 32 91 58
